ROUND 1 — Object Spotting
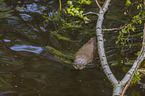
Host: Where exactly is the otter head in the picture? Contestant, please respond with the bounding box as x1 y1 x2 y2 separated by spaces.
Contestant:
73 55 88 70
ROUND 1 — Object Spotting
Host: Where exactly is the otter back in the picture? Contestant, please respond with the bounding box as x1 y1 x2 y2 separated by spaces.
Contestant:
74 37 96 69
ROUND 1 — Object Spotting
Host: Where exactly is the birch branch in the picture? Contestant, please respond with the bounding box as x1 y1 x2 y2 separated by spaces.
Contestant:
83 12 99 16
102 26 124 31
121 23 145 96
96 0 118 84
96 0 145 95
95 0 102 10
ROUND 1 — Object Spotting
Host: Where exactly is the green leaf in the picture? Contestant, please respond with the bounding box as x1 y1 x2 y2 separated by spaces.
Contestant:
67 1 73 5
141 12 145 17
67 8 71 13
136 15 140 19
77 0 91 5
126 0 131 6
138 20 142 24
116 41 119 44
133 71 141 84
86 1 91 5
137 5 140 9
70 5 74 8
131 27 135 32
137 51 141 55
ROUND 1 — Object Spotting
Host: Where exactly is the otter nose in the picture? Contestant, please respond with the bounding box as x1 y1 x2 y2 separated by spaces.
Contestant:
73 64 85 70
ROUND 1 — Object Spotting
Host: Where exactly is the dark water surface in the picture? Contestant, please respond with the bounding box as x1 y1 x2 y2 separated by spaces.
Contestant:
0 0 144 96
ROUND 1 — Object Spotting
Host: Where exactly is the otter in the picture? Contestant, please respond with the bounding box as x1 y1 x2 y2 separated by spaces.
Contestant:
74 37 96 69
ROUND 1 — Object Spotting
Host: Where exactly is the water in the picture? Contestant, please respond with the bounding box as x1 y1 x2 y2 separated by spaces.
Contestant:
10 44 43 54
0 0 144 96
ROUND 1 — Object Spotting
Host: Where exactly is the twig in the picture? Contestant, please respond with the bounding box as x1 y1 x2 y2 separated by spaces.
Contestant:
103 26 124 31
121 84 128 96
126 9 133 18
102 0 107 8
59 0 61 11
83 12 98 15
95 0 102 10
103 18 145 32
138 68 145 72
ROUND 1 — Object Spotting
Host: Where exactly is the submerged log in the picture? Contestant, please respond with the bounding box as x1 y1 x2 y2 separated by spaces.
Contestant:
73 37 96 69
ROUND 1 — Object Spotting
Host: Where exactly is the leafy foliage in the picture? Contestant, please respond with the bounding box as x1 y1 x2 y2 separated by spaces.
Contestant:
66 0 91 21
76 0 91 5
116 24 136 45
115 0 144 85
116 0 145 45
132 71 141 84
126 0 131 6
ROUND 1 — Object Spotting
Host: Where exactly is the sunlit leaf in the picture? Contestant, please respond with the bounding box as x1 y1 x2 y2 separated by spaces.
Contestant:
126 0 131 6
115 40 119 44
67 1 73 5
138 20 142 24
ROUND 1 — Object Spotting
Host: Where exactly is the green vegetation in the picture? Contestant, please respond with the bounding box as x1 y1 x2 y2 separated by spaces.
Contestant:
66 0 91 21
116 0 145 45
133 71 141 84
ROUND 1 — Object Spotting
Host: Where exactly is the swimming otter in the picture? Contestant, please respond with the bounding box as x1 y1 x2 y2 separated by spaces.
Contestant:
74 37 96 69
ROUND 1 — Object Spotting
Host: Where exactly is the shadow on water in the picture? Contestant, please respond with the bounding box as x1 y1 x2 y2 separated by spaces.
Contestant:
0 0 144 96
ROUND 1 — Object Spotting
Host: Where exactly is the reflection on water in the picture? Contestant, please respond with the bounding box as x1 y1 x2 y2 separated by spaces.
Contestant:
10 44 43 54
0 91 16 96
3 39 11 42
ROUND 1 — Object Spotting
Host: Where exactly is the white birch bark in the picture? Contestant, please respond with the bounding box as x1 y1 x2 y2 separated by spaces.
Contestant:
96 0 145 95
96 0 118 85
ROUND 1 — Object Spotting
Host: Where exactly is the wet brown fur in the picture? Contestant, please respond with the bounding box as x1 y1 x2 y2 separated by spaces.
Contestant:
74 37 96 69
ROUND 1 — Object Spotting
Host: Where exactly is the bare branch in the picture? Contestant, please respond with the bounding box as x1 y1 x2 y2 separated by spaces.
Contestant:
103 26 124 31
95 0 102 10
103 18 145 32
138 68 145 72
83 12 99 15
